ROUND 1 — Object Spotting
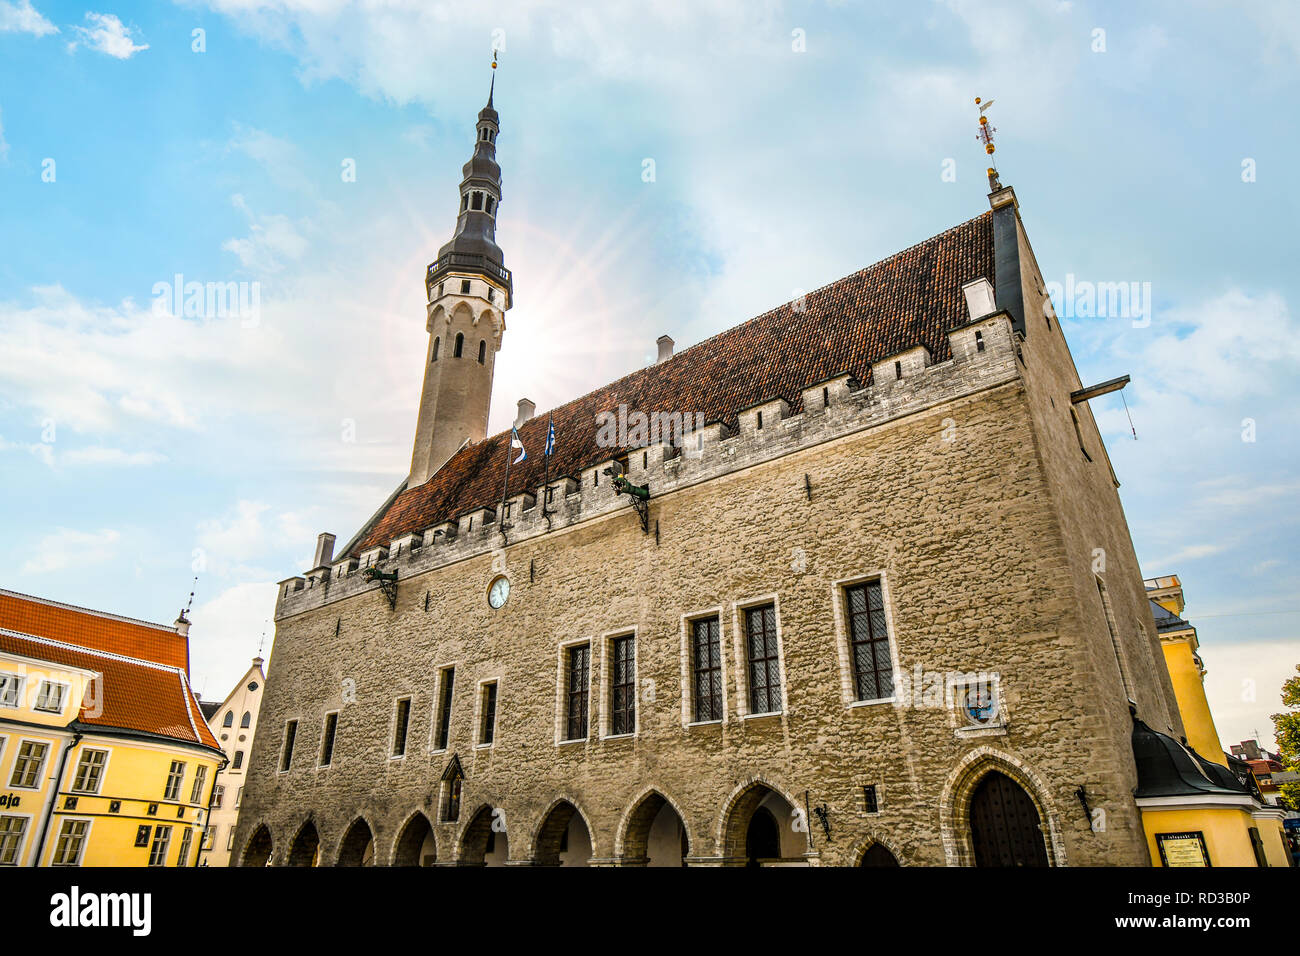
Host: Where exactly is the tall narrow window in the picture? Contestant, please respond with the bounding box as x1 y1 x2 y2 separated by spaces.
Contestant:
320 712 338 766
163 760 186 801
0 815 28 865
444 772 462 822
72 749 108 794
609 635 636 736
189 765 208 805
460 279 471 295
565 644 591 741
744 604 781 714
1097 578 1134 702
176 827 194 867
691 616 723 722
846 581 894 701
894 360 903 380
454 332 464 358
435 668 455 750
212 785 225 809
471 191 483 210
52 820 88 866
222 711 234 728
279 721 297 772
478 339 486 364
149 825 172 867
232 750 244 770
10 741 49 788
392 698 411 756
432 336 440 361
461 194 469 211
240 711 251 729
480 682 498 745
1071 407 1092 461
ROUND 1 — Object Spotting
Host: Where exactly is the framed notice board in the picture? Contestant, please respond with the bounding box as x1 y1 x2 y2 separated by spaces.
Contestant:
1156 830 1211 867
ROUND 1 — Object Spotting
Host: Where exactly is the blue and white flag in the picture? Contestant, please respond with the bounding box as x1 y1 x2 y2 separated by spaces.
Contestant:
510 426 527 464
544 414 555 457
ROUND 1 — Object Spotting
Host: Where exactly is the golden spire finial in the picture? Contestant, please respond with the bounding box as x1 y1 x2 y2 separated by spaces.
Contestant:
975 97 1001 191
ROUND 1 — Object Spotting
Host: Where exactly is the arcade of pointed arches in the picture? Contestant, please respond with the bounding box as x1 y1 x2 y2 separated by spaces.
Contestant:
238 753 1061 868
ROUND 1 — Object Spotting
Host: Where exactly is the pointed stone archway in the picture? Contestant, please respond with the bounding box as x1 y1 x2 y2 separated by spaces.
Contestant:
618 789 690 866
533 799 593 866
240 824 273 867
287 820 320 867
337 817 376 866
392 812 436 866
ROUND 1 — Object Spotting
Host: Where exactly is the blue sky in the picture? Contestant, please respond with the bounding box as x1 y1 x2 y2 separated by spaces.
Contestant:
0 0 1296 750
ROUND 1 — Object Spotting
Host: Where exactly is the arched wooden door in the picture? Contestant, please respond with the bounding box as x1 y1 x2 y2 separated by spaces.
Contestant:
969 771 1049 867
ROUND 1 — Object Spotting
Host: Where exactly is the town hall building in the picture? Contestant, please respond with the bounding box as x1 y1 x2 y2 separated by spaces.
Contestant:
233 78 1279 867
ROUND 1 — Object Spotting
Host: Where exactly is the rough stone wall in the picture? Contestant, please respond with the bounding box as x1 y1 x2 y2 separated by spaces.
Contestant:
237 315 1158 865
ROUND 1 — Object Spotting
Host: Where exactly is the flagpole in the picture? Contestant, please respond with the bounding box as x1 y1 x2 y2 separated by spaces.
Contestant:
499 432 513 538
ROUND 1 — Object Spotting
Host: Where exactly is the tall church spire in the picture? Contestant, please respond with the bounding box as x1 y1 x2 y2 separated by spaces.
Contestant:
409 64 513 487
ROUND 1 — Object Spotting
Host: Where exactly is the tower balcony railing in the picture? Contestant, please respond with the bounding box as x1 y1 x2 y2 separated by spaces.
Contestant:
426 252 512 288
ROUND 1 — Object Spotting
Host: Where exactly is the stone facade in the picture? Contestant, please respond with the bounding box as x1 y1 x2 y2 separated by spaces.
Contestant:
235 213 1182 864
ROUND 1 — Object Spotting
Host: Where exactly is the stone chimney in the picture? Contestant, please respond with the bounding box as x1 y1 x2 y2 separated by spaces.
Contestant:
656 335 674 363
313 532 336 569
961 278 996 322
515 398 535 429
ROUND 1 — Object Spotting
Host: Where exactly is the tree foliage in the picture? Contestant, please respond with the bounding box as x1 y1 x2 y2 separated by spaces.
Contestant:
1271 663 1300 812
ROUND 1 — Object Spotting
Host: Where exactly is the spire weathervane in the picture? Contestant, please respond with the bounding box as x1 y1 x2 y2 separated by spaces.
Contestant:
975 97 1000 192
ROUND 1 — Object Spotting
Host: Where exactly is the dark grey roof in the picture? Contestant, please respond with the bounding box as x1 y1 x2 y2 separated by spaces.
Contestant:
199 700 222 721
1149 598 1192 632
1132 717 1251 799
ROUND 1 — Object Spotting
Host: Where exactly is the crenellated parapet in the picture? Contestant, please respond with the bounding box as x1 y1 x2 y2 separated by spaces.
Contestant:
277 310 1021 620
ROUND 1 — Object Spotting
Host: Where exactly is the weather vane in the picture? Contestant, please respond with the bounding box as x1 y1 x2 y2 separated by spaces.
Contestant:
975 97 1000 191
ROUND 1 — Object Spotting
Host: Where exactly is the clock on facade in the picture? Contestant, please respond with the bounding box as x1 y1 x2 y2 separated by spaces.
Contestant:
488 576 510 609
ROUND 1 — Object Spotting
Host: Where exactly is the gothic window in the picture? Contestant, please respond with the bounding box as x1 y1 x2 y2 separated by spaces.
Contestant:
320 712 338 766
744 604 781 714
480 682 498 745
478 339 486 364
454 332 464 358
232 750 244 769
392 698 411 757
471 192 484 211
485 196 495 215
222 711 234 728
434 668 455 751
565 644 590 741
461 194 469 212
279 719 297 771
846 581 894 702
432 336 440 361
240 711 251 729
609 635 635 736
691 616 723 722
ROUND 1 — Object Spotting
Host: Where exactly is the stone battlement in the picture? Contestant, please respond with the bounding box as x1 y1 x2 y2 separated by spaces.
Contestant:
276 310 1021 620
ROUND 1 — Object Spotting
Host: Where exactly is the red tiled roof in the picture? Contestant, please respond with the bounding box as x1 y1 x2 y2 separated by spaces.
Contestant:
0 589 189 673
356 211 995 554
0 628 221 752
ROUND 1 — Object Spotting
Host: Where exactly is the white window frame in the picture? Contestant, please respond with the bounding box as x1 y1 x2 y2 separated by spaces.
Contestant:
0 673 24 708
9 738 50 790
71 747 111 795
163 760 186 801
188 764 208 805
680 607 728 727
212 784 225 809
202 824 216 850
554 637 593 746
176 825 194 867
51 817 92 866
599 628 639 740
148 824 173 867
731 593 787 718
0 812 33 866
33 680 69 714
830 571 902 709
473 677 502 749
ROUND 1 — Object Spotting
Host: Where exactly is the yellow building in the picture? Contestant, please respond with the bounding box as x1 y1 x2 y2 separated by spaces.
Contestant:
0 589 225 867
1133 575 1291 867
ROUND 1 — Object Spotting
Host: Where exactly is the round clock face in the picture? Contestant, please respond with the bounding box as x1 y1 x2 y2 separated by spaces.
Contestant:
488 576 510 609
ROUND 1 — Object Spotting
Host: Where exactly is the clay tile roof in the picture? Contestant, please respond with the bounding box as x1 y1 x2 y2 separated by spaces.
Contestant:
0 628 222 752
0 588 189 673
355 210 994 554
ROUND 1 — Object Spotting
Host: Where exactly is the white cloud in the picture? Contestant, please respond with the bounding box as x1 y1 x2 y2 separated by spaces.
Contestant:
221 194 309 272
0 0 57 36
60 446 167 466
22 527 120 574
187 581 279 702
1202 639 1300 754
195 500 272 576
1146 543 1224 569
69 12 147 59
